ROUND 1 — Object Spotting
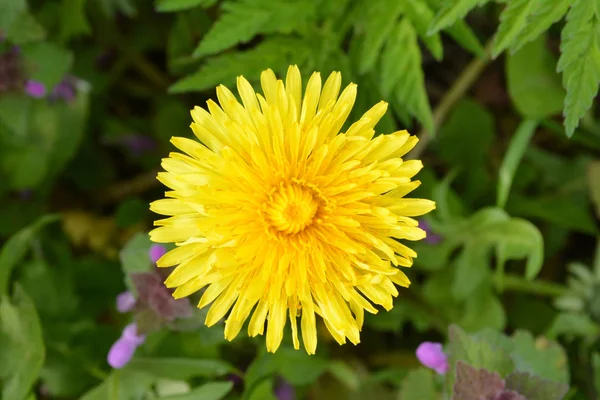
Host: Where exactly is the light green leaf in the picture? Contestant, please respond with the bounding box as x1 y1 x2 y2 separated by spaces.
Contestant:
546 312 600 339
509 331 569 384
557 0 600 137
492 0 541 57
127 357 235 380
80 370 155 400
277 348 329 386
510 0 573 53
193 0 316 58
428 0 490 34
170 37 311 93
119 233 153 293
0 215 60 297
497 120 538 208
5 11 46 44
21 42 74 89
358 0 404 74
392 19 434 133
397 368 438 400
0 0 27 30
445 20 485 57
400 0 443 60
452 244 491 300
59 0 91 42
155 0 216 12
461 290 506 331
158 382 233 400
506 36 565 119
0 286 45 400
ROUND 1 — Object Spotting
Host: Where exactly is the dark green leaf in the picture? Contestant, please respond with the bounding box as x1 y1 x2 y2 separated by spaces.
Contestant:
155 0 216 12
59 0 91 42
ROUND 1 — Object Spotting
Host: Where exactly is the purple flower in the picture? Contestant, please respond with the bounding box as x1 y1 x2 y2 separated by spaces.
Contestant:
50 77 76 102
121 134 157 156
416 342 448 375
274 378 295 400
24 80 46 98
116 291 136 313
107 323 145 369
149 244 167 264
419 220 443 245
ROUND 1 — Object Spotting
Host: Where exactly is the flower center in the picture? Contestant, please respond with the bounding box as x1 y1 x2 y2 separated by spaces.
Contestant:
264 183 320 235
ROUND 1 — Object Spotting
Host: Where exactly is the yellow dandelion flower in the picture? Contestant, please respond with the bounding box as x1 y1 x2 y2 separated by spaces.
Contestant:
150 66 436 354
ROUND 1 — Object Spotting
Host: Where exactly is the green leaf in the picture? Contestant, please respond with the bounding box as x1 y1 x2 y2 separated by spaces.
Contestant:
452 244 491 300
398 368 438 400
193 0 316 58
592 353 600 396
115 198 149 228
508 331 569 384
0 286 45 400
21 42 74 89
510 0 573 53
506 36 565 119
0 215 60 297
328 361 361 391
155 0 216 12
428 0 490 34
127 358 235 380
497 120 538 208
445 20 485 57
401 0 443 60
5 11 46 44
589 161 600 218
80 370 155 400
546 312 600 339
460 289 506 332
59 0 92 42
492 0 541 57
0 0 27 30
557 0 600 137
357 0 404 74
392 19 434 133
170 37 311 93
157 381 233 400
119 233 153 293
277 347 329 386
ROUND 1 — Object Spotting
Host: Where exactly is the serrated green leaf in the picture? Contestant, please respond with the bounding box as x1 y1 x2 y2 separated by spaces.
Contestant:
0 286 45 400
358 0 404 74
193 0 316 58
157 382 233 400
127 358 235 380
428 0 490 34
5 11 46 44
392 19 434 133
171 37 311 93
557 0 600 137
400 0 443 60
398 368 438 400
497 120 538 208
445 21 485 57
506 36 565 119
0 215 60 297
511 0 573 53
493 0 541 57
155 0 216 12
509 331 569 384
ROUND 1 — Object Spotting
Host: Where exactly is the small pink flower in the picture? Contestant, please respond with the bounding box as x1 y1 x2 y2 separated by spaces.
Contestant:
149 244 167 264
122 323 146 346
416 342 448 375
24 80 46 98
107 323 145 369
116 291 136 313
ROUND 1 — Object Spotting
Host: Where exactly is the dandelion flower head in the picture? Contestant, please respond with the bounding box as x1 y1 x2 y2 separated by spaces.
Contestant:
150 66 435 354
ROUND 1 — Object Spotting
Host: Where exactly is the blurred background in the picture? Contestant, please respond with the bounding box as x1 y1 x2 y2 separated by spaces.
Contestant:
0 0 600 399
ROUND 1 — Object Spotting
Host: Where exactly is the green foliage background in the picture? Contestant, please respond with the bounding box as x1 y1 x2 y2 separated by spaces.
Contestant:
1 0 600 399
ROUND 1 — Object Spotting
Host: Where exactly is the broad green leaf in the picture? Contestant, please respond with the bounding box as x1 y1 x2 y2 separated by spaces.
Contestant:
80 370 155 400
588 161 600 218
155 0 216 12
277 347 329 386
428 0 490 34
492 0 541 57
508 331 569 384
193 0 316 58
328 361 361 391
392 19 434 133
5 11 46 44
452 244 491 300
397 368 438 400
0 286 45 400
358 0 404 74
59 0 91 42
0 215 60 297
119 233 153 293
460 290 506 332
400 0 443 60
157 381 233 400
497 120 538 208
21 42 73 89
511 0 573 53
557 0 600 137
506 36 565 119
170 37 311 93
127 357 235 380
0 0 27 30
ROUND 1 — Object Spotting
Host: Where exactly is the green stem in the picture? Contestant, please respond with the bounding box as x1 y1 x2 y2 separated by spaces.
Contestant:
409 39 495 159
496 273 568 297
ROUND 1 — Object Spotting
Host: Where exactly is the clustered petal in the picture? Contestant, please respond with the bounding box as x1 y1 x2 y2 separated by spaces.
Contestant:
150 66 435 354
